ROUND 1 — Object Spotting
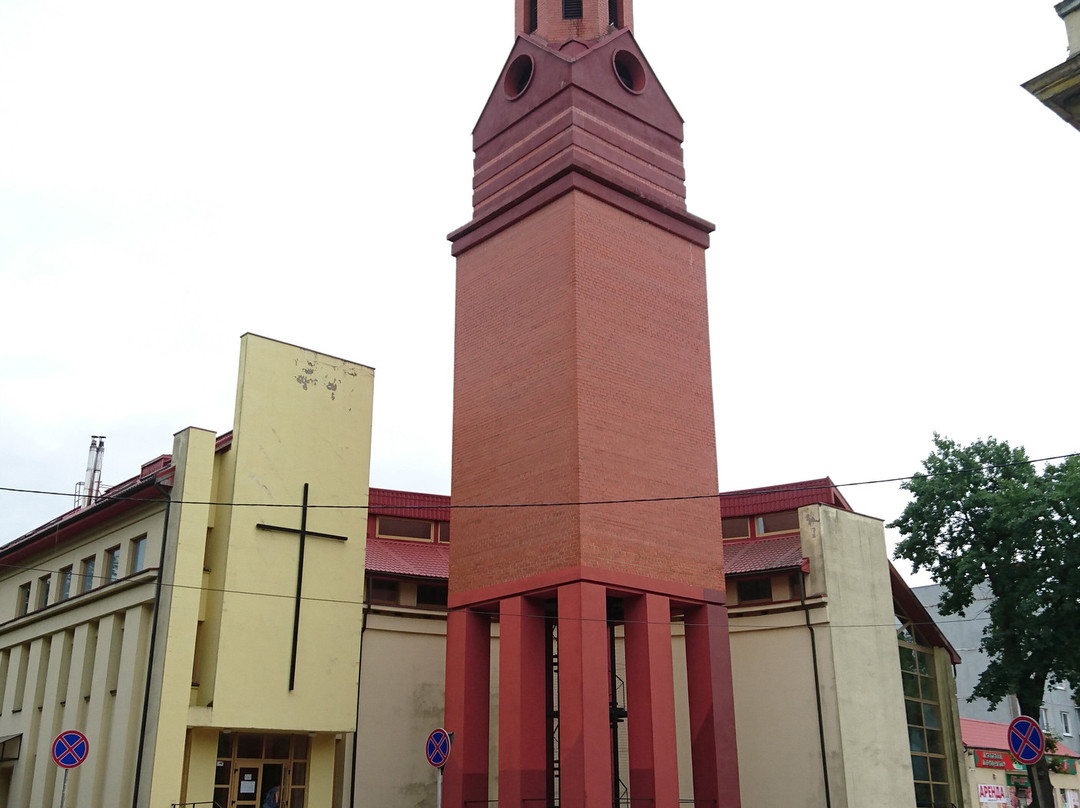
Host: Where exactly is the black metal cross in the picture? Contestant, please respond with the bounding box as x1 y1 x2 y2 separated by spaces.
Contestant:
256 483 348 690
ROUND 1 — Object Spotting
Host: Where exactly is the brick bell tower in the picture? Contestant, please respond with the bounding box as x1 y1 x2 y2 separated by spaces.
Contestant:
444 2 740 807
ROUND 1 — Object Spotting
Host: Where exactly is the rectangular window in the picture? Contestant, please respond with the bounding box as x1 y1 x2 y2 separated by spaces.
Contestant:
376 517 433 541
1063 711 1073 736
59 566 73 601
721 517 749 540
437 521 450 543
104 546 120 583
368 578 400 605
17 583 31 616
37 574 51 609
562 0 583 19
1041 708 1050 729
416 583 448 609
735 578 772 604
80 556 96 593
756 510 800 534
130 536 147 573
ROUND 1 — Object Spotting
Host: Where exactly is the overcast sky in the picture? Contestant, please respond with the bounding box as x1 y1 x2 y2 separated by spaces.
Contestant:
2 1 1077 585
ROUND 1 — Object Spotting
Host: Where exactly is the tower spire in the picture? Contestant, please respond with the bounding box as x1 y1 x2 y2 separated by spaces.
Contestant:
517 0 633 43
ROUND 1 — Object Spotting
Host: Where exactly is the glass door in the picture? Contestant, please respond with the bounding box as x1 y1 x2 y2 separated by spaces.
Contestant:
233 761 262 808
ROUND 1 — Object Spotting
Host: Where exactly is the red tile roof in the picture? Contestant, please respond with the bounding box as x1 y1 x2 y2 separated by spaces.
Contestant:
723 534 806 575
369 488 450 521
365 538 449 579
720 477 852 518
961 718 1079 757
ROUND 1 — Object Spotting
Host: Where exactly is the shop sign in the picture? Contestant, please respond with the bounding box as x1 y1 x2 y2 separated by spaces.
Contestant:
975 750 1024 771
1006 773 1029 788
978 783 1008 803
1051 756 1078 775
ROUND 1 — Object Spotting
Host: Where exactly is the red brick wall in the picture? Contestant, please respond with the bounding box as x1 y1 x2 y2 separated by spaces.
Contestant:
451 189 724 594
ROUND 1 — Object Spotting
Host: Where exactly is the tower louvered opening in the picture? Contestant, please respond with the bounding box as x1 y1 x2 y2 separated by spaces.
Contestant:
562 0 583 20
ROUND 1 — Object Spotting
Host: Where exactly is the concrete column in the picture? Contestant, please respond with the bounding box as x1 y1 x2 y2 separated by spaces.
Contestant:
624 593 679 808
684 603 741 808
443 607 492 808
499 596 549 808
557 582 611 808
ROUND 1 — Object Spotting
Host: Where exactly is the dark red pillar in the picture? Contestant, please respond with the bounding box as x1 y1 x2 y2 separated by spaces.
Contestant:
624 593 680 808
684 603 741 808
444 607 492 808
499 596 549 808
557 582 612 808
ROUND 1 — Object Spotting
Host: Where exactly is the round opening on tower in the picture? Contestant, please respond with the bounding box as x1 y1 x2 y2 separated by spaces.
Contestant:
503 54 535 100
613 49 646 94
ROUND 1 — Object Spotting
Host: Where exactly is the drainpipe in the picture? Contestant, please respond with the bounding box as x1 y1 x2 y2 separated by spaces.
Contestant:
799 570 832 808
132 482 172 808
349 593 370 808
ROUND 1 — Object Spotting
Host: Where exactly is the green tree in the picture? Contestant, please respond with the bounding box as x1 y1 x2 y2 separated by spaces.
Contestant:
891 434 1080 808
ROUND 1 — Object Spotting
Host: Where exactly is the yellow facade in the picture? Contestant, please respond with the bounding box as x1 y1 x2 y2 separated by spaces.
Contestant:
0 334 374 808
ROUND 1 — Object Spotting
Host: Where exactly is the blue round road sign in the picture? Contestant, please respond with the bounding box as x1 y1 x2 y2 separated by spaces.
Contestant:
52 730 89 769
426 728 451 768
1008 716 1045 765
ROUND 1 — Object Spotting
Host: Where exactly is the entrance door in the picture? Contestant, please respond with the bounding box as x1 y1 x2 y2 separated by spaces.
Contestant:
234 761 262 808
259 763 285 807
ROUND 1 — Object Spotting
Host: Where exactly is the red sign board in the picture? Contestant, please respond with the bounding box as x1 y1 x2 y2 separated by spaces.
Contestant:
975 750 1024 771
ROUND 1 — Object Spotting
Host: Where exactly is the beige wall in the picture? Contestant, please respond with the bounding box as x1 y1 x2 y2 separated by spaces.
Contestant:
354 610 449 808
0 501 164 808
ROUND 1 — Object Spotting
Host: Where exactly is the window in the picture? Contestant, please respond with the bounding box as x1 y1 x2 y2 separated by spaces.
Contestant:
130 536 147 573
1062 711 1073 736
756 510 799 534
437 521 450 543
59 566 73 601
37 574 51 609
368 578 400 605
721 517 749 540
80 556 96 593
377 517 433 541
735 578 772 604
898 614 953 808
1041 708 1050 729
16 583 31 616
417 583 448 609
104 546 120 583
562 0 583 19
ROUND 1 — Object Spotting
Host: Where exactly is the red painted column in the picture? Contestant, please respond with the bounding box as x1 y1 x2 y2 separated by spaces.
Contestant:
499 596 549 808
557 581 612 808
443 607 492 808
684 603 741 808
624 593 680 808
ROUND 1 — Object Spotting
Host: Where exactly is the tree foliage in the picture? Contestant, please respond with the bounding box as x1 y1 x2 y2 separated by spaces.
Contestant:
891 434 1080 807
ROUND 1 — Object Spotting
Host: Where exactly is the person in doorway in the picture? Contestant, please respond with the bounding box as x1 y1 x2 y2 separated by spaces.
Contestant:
262 785 281 808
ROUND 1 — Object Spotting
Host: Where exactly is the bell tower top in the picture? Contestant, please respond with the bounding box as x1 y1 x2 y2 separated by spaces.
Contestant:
516 0 633 43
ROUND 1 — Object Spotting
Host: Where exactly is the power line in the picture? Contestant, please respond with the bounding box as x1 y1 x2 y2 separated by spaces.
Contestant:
1 451 1077 513
0 558 989 633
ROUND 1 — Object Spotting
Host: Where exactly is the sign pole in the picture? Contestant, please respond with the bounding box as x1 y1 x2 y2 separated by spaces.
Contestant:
59 769 69 808
437 765 443 808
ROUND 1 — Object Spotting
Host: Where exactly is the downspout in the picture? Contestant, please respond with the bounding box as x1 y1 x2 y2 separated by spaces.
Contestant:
349 590 370 808
800 569 832 808
132 481 172 808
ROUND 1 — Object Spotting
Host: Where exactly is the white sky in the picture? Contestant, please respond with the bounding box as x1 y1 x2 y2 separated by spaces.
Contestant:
2 1 1077 586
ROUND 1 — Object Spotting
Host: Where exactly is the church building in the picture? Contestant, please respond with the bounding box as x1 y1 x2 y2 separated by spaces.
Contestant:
0 334 374 808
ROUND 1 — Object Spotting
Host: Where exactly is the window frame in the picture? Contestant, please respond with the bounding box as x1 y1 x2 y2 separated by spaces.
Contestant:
1062 711 1073 737
16 582 31 617
104 546 121 584
130 536 147 574
57 565 73 601
37 574 51 609
376 516 434 542
80 555 96 594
